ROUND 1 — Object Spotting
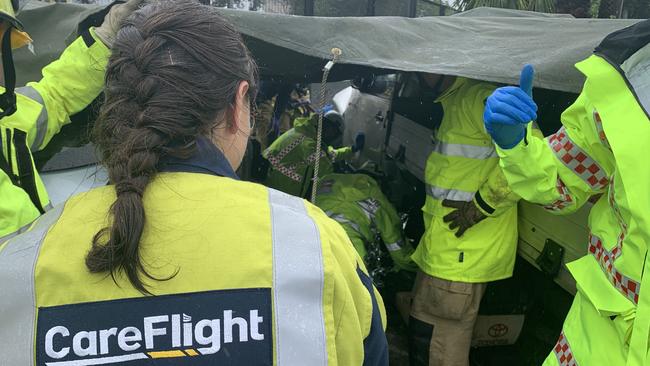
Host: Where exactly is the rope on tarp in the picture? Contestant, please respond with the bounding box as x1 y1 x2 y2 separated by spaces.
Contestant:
310 47 342 204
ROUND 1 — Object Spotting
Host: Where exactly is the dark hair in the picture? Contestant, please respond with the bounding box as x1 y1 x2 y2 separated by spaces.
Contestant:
87 0 257 294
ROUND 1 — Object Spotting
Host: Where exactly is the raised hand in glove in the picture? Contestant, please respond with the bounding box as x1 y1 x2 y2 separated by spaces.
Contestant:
94 0 147 48
483 64 537 149
442 200 486 238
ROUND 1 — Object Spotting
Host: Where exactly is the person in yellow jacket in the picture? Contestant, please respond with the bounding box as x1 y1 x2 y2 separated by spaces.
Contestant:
315 173 418 286
484 21 650 366
409 74 521 366
0 0 144 242
0 2 388 365
263 106 365 198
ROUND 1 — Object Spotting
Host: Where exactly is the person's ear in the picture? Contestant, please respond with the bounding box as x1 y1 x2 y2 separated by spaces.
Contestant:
230 81 250 133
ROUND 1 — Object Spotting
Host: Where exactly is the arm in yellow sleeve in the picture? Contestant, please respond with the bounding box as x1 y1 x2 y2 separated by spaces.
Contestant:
15 28 110 151
327 145 353 162
496 93 614 215
473 128 544 217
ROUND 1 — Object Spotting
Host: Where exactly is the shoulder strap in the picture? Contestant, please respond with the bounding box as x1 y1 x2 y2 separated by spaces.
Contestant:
13 129 45 214
0 129 17 185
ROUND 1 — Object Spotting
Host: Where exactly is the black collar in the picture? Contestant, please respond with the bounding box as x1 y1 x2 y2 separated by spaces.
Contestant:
159 137 239 180
595 19 650 66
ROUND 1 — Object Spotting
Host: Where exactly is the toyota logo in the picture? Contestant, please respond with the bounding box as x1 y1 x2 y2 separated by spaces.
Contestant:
488 323 509 337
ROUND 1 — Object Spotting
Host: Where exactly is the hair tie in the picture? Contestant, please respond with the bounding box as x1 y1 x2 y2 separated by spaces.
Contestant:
115 182 144 197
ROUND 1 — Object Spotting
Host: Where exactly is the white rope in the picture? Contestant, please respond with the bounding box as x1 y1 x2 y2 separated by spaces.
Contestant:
310 48 341 203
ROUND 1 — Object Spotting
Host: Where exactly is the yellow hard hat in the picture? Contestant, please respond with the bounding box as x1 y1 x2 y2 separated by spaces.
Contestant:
0 0 31 49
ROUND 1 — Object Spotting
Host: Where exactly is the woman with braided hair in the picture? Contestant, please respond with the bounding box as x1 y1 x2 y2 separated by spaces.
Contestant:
0 1 388 365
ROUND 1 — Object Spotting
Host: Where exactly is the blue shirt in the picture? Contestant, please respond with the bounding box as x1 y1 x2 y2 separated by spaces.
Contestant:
159 137 239 180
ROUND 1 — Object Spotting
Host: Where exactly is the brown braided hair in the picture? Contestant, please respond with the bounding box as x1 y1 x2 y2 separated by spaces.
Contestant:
87 0 258 294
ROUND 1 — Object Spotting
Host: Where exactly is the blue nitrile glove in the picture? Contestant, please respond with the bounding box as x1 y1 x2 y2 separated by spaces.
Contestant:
484 64 538 149
319 104 334 114
352 132 366 153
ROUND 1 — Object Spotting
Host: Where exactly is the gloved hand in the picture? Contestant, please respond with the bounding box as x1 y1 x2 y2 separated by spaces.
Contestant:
352 132 366 153
484 64 538 149
442 199 487 238
94 0 146 48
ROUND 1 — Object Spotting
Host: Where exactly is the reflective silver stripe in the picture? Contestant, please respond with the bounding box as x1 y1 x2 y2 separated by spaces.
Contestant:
386 240 404 252
357 198 380 222
16 86 49 151
426 184 474 202
0 220 34 244
268 189 327 365
432 141 496 160
0 204 65 366
326 211 362 234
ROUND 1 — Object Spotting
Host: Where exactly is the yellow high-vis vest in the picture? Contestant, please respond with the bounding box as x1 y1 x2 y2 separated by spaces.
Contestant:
413 77 520 283
495 21 650 366
0 140 388 365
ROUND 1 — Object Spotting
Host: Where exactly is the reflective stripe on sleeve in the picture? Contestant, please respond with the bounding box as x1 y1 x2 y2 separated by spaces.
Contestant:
426 184 474 202
432 141 496 160
0 204 65 366
543 178 574 212
385 240 404 252
16 86 49 151
325 211 362 234
268 189 328 365
357 199 380 222
546 127 609 191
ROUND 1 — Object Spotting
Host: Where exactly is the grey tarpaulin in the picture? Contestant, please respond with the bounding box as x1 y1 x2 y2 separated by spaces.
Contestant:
218 8 640 93
13 3 641 93
452 7 575 18
14 2 105 86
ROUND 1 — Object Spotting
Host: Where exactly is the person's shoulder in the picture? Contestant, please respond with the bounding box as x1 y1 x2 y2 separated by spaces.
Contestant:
457 78 497 113
462 78 498 96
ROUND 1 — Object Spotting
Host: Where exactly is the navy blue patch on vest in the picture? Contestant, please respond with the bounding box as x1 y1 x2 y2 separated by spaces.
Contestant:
36 288 272 365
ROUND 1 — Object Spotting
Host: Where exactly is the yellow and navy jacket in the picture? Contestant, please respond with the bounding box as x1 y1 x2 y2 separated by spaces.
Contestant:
0 28 110 242
0 137 388 365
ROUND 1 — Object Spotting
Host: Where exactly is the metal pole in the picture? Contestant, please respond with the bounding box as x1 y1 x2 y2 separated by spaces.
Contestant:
617 0 625 18
407 0 417 17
